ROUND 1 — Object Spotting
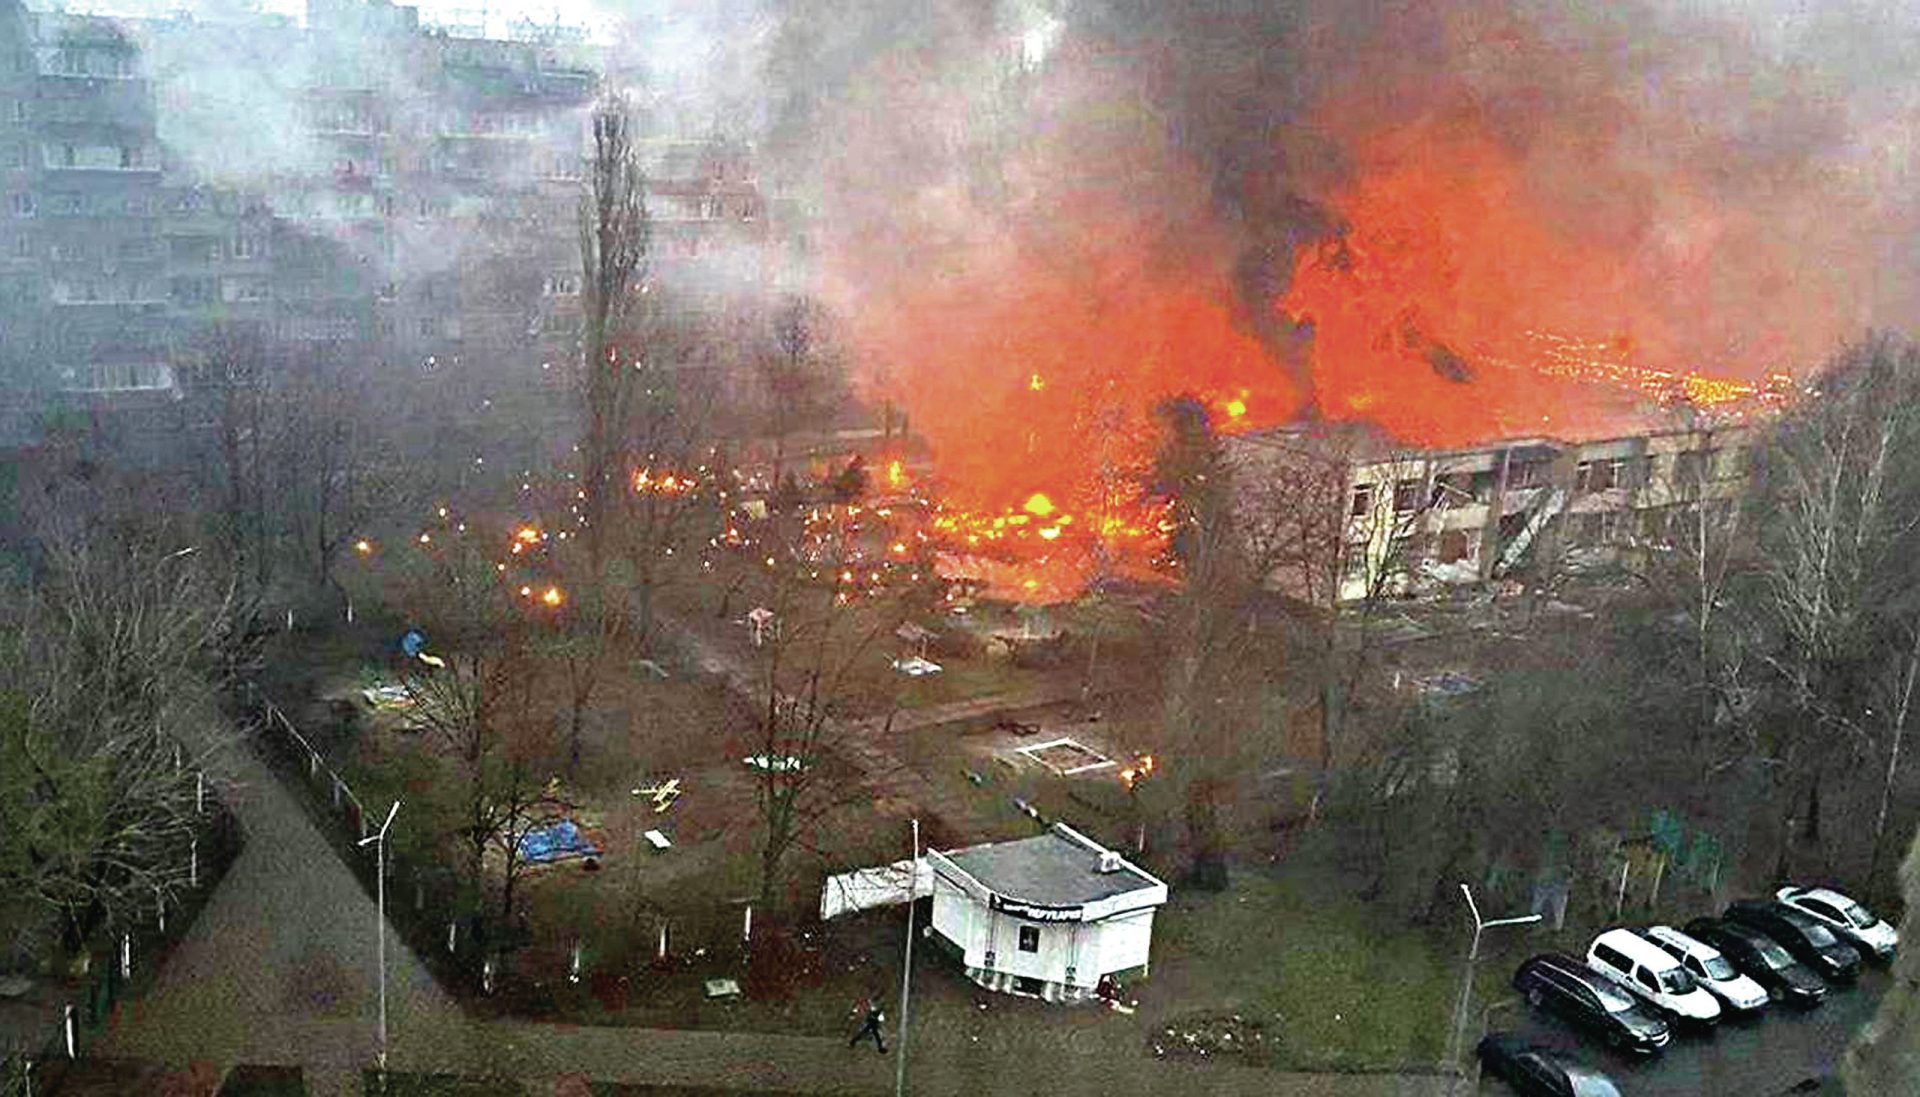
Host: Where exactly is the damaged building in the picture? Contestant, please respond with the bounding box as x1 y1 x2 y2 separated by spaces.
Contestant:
1230 418 1756 604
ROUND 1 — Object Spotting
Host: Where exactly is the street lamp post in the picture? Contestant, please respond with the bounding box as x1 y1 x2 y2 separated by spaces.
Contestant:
358 800 401 1072
894 818 920 1097
1447 883 1541 1087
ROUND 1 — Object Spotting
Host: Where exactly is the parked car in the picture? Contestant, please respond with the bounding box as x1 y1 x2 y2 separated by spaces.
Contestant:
1725 900 1863 981
1513 953 1673 1054
1640 925 1770 1014
1476 1033 1623 1097
1776 885 1899 960
1684 917 1828 1008
1586 927 1722 1025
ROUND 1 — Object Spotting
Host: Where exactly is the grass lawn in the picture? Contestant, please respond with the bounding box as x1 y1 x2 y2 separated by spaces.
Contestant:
1145 857 1503 1073
363 1071 527 1096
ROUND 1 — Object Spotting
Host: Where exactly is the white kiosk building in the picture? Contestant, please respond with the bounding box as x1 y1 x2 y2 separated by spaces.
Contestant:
925 823 1168 1001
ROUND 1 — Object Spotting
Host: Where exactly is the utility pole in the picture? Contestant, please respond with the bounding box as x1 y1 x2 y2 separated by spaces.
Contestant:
895 818 920 1097
358 800 401 1072
1447 883 1540 1091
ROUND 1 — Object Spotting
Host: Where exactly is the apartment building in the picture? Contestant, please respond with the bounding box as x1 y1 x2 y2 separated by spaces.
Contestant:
1230 419 1757 605
0 0 769 447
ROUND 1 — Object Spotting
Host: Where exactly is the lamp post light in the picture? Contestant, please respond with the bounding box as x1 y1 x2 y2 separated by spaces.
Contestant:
1447 883 1540 1089
358 800 401 1072
894 818 920 1097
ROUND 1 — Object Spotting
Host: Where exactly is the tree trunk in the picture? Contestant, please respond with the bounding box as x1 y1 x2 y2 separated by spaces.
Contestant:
1185 777 1229 891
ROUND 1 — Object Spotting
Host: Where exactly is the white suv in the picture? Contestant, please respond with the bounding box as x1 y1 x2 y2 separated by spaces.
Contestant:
1640 925 1769 1013
1776 886 1899 960
1587 928 1722 1025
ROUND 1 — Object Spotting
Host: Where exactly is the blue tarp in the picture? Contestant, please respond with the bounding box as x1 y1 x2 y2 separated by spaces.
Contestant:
517 819 598 863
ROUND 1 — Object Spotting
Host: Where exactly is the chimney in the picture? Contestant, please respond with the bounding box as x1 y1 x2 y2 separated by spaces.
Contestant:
1097 850 1122 874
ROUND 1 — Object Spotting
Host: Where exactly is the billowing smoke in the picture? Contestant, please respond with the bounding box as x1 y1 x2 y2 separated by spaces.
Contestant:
759 0 1920 508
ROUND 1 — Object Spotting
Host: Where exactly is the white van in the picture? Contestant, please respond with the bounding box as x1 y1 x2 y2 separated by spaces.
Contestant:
1587 928 1722 1024
1640 925 1769 1013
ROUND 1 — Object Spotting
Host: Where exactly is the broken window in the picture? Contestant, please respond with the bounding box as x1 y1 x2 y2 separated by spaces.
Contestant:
1508 459 1552 489
1393 479 1424 512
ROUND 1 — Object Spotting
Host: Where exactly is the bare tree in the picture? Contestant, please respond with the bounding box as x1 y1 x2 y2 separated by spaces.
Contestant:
1749 336 1920 869
0 534 236 959
740 512 891 909
395 543 548 942
577 95 651 565
1147 396 1283 889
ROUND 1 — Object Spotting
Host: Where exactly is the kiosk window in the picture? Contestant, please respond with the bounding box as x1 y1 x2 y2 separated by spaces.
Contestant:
1018 926 1040 953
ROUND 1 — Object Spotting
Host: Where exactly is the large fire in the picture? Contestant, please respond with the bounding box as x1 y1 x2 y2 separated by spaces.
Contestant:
804 2 1900 603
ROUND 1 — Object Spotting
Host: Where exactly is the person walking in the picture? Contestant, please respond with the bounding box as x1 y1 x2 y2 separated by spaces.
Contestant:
848 994 887 1053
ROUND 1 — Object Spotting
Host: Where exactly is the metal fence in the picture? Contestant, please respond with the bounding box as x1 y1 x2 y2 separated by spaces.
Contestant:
5 788 244 1097
242 686 794 1014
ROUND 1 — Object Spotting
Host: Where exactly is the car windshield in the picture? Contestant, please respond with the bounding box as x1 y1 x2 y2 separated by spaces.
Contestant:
1760 942 1795 968
1658 967 1698 994
1842 902 1877 929
1593 980 1637 1012
1703 955 1736 981
1802 923 1838 947
1571 1074 1623 1097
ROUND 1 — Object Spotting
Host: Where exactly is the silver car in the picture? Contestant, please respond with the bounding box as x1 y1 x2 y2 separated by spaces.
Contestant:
1776 886 1899 960
1641 925 1769 1013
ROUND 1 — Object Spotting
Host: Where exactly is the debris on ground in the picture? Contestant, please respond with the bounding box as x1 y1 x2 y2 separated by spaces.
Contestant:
1150 1012 1276 1064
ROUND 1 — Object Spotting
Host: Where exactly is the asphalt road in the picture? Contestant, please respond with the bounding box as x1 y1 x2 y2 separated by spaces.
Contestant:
1479 966 1886 1096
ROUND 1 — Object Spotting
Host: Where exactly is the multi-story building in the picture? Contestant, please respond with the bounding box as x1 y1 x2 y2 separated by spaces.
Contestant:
0 0 770 450
1230 418 1758 604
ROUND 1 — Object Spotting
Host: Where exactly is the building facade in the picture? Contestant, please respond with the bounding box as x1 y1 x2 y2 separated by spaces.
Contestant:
1231 420 1757 604
0 0 768 447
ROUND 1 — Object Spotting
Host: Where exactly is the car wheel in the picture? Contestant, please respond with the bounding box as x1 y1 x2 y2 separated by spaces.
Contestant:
1607 1027 1624 1049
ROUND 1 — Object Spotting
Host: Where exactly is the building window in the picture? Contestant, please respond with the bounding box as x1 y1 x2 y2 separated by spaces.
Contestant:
417 317 438 338
10 192 33 218
1437 529 1473 564
1508 458 1551 490
543 273 579 297
1393 479 1424 512
1349 484 1371 517
232 236 257 260
1017 925 1040 953
1673 451 1708 488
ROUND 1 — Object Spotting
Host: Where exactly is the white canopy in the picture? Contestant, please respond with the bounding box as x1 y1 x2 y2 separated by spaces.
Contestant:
820 857 932 921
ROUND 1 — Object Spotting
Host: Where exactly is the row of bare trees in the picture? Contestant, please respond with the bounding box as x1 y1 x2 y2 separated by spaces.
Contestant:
1124 335 1920 919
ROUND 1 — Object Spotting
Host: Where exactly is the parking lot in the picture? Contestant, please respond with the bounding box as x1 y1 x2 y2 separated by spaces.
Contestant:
1480 966 1886 1095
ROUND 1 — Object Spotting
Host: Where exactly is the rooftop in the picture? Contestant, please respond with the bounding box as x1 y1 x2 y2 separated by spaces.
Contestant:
938 824 1160 908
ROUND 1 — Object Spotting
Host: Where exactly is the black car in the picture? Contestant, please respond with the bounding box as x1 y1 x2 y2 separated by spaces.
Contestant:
1513 953 1672 1054
1685 917 1828 1008
1477 1033 1622 1097
1725 900 1863 982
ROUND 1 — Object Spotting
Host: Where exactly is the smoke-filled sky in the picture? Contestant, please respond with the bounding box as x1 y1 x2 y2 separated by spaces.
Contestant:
742 0 1920 508
60 0 1920 506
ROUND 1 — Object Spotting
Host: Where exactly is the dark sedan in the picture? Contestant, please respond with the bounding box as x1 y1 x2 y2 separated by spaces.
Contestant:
1514 953 1673 1054
1685 917 1829 1008
1477 1033 1622 1096
1725 900 1863 982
